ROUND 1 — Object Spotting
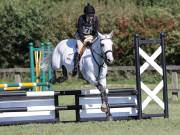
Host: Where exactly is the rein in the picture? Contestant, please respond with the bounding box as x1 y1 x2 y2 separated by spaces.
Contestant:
89 38 112 80
90 46 104 80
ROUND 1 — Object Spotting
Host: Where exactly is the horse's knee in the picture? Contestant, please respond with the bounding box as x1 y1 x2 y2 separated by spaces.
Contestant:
98 79 106 88
96 83 106 94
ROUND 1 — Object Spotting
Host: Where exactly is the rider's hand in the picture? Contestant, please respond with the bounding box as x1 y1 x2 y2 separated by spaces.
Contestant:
84 35 93 42
86 41 91 46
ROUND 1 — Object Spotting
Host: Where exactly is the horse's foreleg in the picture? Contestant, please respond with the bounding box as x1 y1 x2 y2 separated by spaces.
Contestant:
97 78 108 112
83 71 112 120
96 83 112 120
56 65 68 83
96 83 108 111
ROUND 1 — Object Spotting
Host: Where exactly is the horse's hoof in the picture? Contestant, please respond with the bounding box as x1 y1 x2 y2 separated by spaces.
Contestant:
72 67 78 76
101 103 108 112
72 71 77 76
106 115 113 121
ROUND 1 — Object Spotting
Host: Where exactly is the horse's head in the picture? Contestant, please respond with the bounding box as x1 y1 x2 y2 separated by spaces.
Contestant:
98 31 114 65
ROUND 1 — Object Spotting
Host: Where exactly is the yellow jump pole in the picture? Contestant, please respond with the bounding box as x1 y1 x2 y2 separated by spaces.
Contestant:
34 51 40 91
0 82 49 88
38 51 42 91
0 82 49 91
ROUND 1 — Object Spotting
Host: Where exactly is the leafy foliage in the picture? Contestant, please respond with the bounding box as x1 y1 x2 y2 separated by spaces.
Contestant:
0 0 180 67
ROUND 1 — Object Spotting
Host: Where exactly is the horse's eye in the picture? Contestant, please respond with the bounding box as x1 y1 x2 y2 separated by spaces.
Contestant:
101 43 104 47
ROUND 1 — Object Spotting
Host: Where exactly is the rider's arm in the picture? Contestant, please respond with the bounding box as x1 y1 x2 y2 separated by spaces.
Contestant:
77 16 85 42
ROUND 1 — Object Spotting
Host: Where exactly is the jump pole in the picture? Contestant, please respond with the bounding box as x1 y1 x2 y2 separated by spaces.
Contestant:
29 42 53 91
0 82 49 88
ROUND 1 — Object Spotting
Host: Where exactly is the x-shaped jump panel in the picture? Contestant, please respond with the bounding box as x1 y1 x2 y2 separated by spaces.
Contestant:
134 33 168 119
139 47 164 110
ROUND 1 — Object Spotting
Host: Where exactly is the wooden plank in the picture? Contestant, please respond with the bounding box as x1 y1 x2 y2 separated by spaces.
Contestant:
172 72 179 101
167 65 180 71
0 66 180 73
0 68 29 73
108 66 135 71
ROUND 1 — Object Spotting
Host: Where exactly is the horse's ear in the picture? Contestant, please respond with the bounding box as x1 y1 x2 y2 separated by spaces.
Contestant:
98 32 103 38
109 31 114 38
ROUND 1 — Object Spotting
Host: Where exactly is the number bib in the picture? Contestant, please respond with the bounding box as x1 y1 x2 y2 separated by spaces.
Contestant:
82 26 93 35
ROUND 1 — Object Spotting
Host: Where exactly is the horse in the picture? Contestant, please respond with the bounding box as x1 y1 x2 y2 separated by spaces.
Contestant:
49 32 114 120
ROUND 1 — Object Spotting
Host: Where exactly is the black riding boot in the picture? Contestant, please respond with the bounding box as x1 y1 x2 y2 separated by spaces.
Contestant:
72 52 80 76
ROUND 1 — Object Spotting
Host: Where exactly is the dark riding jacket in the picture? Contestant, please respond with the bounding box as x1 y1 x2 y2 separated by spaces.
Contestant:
77 15 99 42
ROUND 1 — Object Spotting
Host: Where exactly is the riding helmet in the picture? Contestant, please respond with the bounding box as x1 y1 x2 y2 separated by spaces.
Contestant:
84 3 95 15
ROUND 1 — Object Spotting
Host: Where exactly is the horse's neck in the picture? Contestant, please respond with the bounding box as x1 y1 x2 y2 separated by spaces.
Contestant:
91 39 101 52
90 39 104 65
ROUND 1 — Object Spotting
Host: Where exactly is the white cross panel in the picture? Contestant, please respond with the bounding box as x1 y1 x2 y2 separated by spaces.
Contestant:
142 80 164 110
139 46 164 110
139 47 163 75
140 46 162 75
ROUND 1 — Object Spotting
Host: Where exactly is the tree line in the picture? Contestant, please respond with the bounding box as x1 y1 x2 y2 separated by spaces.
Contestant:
0 0 180 68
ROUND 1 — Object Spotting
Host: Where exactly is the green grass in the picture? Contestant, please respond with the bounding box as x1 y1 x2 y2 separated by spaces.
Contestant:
51 75 175 91
0 100 179 135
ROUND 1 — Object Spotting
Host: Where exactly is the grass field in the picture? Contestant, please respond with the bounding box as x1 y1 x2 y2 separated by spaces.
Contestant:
0 99 179 135
0 78 180 135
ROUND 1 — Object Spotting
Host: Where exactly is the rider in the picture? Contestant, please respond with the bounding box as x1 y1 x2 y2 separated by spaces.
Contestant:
72 3 99 76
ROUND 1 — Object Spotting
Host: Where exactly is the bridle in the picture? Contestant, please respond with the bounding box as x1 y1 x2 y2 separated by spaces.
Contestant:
90 37 112 65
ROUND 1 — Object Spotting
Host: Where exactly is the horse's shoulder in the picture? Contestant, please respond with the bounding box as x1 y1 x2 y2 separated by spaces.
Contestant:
81 48 91 58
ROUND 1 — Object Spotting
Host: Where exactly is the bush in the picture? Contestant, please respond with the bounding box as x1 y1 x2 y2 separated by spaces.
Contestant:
0 0 180 68
0 0 56 67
